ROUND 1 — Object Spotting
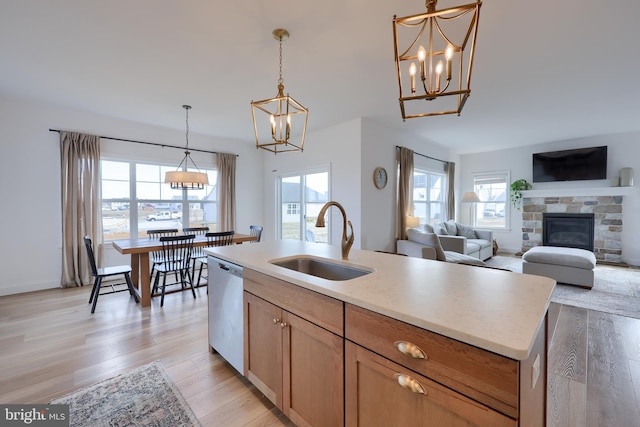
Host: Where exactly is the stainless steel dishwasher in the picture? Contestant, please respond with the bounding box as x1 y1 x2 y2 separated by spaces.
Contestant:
208 255 244 374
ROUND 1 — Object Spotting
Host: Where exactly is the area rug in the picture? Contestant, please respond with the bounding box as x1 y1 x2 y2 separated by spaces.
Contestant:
485 255 640 319
50 361 201 427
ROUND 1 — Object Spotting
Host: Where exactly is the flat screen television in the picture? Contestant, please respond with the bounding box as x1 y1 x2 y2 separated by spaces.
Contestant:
532 146 607 183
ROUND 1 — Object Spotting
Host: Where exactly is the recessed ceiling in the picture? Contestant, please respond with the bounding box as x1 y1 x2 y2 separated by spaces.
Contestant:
1 0 639 154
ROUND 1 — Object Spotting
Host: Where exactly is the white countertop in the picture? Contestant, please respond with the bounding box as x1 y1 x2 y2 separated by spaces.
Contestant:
205 240 555 360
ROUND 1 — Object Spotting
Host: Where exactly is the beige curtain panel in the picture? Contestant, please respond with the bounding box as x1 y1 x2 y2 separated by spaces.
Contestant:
396 146 414 240
445 161 455 221
60 131 102 287
216 153 236 232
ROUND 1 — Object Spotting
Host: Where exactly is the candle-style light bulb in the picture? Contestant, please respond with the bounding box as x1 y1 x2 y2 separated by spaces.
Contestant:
445 44 454 81
270 115 276 139
435 60 443 92
285 114 291 141
417 46 426 80
409 62 417 94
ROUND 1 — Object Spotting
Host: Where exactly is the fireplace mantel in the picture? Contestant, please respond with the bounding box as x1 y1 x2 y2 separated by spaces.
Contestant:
521 186 633 198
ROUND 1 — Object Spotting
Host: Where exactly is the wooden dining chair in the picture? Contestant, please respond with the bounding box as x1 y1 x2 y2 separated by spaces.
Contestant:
195 231 235 286
84 236 139 313
183 226 210 286
152 234 196 307
249 225 263 243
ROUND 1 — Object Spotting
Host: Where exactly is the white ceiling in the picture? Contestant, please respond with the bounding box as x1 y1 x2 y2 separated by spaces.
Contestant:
1 0 639 154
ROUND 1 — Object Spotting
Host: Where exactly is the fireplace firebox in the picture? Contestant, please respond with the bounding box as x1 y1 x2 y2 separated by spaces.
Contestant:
542 213 595 252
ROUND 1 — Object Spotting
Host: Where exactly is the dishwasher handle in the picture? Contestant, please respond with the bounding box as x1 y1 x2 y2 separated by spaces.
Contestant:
213 259 243 279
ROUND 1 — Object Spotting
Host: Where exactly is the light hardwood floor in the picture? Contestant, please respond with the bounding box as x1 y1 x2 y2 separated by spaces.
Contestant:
1 284 639 426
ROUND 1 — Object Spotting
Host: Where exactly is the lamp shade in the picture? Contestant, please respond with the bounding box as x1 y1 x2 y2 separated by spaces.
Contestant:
165 170 209 190
461 191 481 203
406 216 420 228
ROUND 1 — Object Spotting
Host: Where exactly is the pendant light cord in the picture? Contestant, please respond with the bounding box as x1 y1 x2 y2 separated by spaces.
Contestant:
183 104 191 154
179 104 203 173
278 37 284 86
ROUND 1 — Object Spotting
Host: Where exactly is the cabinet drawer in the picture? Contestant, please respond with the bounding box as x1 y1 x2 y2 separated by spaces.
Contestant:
345 303 518 418
345 341 516 427
244 269 344 336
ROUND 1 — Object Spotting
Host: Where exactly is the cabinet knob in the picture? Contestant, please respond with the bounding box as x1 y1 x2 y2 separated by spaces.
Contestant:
273 318 280 324
394 341 427 360
280 322 288 329
394 373 427 395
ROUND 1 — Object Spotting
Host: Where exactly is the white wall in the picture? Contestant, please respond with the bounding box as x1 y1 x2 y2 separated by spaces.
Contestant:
360 120 396 252
0 95 263 296
460 132 640 265
360 119 460 252
262 119 362 247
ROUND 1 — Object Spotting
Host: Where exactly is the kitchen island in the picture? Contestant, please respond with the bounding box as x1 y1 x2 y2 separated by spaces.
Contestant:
205 240 555 427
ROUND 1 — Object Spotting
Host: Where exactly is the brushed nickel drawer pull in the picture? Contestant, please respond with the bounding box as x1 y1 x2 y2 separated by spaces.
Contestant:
395 373 427 395
394 341 427 359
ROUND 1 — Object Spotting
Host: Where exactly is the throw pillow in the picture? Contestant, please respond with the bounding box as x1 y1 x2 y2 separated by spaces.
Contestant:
407 229 446 261
433 223 448 235
444 220 458 236
423 223 434 233
456 223 477 240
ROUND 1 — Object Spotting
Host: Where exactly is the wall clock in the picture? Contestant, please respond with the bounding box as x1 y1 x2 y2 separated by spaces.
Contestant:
373 167 388 189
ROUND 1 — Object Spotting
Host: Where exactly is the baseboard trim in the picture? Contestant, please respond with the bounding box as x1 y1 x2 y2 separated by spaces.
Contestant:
0 280 60 297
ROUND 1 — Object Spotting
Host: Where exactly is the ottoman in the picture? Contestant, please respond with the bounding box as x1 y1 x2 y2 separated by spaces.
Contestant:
522 246 596 288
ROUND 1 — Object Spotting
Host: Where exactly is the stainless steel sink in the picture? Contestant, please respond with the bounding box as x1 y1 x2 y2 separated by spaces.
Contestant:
270 257 373 281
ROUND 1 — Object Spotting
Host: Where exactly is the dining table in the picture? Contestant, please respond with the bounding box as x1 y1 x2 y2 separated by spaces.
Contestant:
112 233 257 308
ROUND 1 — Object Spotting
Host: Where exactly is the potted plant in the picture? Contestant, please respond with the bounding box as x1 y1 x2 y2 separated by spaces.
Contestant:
510 179 532 209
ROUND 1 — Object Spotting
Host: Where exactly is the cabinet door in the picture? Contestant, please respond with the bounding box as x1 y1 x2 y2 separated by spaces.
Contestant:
244 292 283 408
345 342 516 427
283 311 344 427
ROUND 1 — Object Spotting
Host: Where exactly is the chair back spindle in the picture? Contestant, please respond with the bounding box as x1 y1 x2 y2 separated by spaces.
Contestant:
205 231 235 247
192 231 235 286
83 236 99 277
160 234 195 272
183 227 210 261
249 225 263 243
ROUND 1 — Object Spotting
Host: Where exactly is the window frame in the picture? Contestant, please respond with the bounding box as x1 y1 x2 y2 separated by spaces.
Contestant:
472 171 510 230
100 157 218 241
411 166 446 226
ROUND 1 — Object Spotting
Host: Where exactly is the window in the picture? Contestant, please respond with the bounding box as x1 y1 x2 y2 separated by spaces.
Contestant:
101 159 217 241
412 168 446 225
473 172 509 229
286 203 300 215
279 170 329 243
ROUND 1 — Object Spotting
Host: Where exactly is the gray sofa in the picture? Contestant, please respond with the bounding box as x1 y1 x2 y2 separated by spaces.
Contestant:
397 220 493 261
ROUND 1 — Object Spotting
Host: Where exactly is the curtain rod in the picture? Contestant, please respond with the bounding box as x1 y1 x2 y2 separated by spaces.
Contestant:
49 129 236 156
396 145 448 164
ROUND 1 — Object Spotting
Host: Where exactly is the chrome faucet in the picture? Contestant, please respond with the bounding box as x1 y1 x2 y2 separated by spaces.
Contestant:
315 201 354 260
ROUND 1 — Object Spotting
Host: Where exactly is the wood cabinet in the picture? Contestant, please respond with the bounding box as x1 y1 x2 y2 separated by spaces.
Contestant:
243 268 546 427
345 303 547 427
244 269 344 427
345 341 516 427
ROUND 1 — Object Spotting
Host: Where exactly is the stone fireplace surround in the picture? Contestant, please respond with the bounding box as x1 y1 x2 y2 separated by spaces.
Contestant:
521 189 625 263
